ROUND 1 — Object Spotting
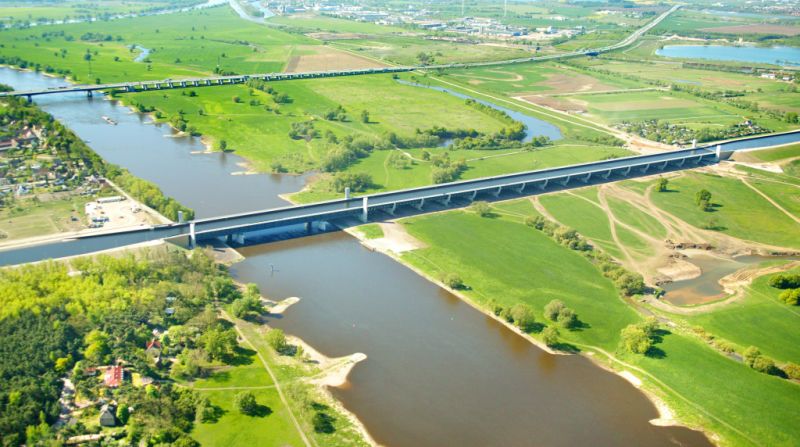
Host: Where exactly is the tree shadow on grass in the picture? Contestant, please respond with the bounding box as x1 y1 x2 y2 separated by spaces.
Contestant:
226 346 256 366
551 342 580 353
250 404 273 418
201 403 227 424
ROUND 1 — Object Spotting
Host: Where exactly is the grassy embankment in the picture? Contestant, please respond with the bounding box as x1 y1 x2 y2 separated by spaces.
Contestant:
188 317 369 447
395 192 800 446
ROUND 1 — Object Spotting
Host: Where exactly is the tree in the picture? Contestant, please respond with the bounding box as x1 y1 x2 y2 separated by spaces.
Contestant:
360 110 370 124
116 405 130 425
783 362 800 380
313 412 335 433
509 304 536 332
657 177 668 192
84 330 110 364
786 111 798 124
470 201 492 217
542 326 559 347
556 307 578 329
442 273 464 290
620 324 652 354
234 392 258 415
265 328 288 354
695 189 712 212
544 300 565 321
200 327 237 361
218 140 227 151
779 289 800 305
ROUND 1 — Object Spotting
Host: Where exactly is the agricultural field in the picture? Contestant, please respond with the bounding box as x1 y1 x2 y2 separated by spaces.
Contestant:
283 45 386 72
0 7 315 83
0 1 190 24
330 35 533 66
267 14 406 35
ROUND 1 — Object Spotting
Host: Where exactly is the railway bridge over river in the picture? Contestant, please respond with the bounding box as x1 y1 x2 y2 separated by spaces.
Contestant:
1 129 798 267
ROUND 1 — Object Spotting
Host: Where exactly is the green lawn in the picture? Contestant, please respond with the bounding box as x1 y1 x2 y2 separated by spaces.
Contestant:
357 223 383 239
0 195 88 241
649 172 800 249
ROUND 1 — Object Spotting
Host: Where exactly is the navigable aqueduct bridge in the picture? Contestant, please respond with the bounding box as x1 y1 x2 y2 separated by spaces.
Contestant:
1 129 798 267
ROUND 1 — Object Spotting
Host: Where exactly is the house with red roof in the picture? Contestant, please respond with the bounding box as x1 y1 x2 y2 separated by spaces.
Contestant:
103 365 124 388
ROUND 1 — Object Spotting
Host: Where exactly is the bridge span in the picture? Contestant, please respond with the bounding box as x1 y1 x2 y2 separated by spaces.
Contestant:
0 6 678 101
2 129 798 267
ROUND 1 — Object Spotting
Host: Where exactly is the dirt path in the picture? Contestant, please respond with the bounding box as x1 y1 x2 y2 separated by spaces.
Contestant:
221 309 313 447
740 178 800 225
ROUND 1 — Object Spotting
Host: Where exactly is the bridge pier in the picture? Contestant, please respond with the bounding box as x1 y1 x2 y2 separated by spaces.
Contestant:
514 183 525 194
439 194 451 206
580 173 591 183
658 161 668 170
26 95 32 103
715 144 722 160
538 179 549 190
361 197 369 223
142 84 148 91
639 163 650 174
602 170 611 179
676 158 685 167
559 175 571 186
622 166 632 176
387 203 397 216
189 222 196 248
469 190 478 201
86 90 92 98
414 198 425 210
304 222 312 233
491 186 502 197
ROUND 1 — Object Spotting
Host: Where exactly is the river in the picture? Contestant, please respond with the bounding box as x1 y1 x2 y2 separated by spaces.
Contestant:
0 67 711 446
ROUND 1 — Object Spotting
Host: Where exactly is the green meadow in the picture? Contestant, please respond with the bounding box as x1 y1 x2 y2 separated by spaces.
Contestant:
650 172 800 249
398 198 800 447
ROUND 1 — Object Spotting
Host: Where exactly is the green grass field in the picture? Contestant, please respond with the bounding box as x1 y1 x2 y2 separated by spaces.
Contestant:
398 199 800 447
0 195 88 241
679 264 800 364
267 14 406 34
650 172 800 249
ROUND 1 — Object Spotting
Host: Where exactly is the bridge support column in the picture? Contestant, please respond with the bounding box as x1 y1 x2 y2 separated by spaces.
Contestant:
559 175 571 186
514 183 525 194
443 193 451 205
319 221 328 231
693 156 703 165
181 81 186 88
361 197 368 223
387 203 397 216
715 144 722 160
233 233 245 245
86 90 92 98
469 190 478 201
580 173 591 183
491 187 502 197
639 164 650 174
539 179 549 190
602 170 611 180
676 158 685 167
189 222 196 249
414 198 425 210
142 84 148 91
304 222 312 233
622 166 632 176
26 95 32 103
659 161 668 170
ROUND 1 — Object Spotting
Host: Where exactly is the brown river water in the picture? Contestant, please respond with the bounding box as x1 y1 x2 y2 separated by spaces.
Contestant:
1 67 712 446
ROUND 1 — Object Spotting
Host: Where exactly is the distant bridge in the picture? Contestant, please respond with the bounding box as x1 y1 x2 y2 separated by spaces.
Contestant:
2 128 798 267
0 5 679 101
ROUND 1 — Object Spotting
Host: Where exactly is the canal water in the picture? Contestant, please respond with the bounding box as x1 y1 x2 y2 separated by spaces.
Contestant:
656 45 800 67
0 67 711 446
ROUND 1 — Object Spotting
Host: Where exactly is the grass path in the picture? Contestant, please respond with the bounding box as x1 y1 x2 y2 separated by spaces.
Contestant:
221 309 313 447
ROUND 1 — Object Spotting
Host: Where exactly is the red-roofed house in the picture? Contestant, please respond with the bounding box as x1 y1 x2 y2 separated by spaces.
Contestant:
103 365 124 388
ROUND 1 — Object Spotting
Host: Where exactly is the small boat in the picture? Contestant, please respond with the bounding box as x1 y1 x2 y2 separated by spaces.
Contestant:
101 115 118 125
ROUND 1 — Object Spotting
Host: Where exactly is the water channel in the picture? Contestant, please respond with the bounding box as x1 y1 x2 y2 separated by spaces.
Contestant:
656 45 800 67
0 67 711 446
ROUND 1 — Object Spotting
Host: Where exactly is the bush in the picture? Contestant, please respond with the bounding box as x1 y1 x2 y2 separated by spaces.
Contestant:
543 300 565 321
509 304 536 332
779 289 800 305
313 412 335 433
542 326 559 347
471 201 492 217
442 273 464 290
331 173 373 193
783 362 800 380
234 392 258 415
768 274 800 289
265 329 288 354
620 324 652 354
556 307 578 329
